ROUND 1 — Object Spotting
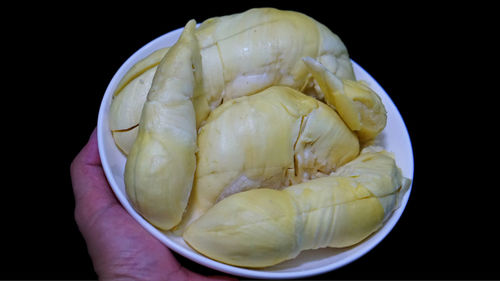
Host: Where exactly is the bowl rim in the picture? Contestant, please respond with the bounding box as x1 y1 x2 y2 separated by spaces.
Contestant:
97 26 414 279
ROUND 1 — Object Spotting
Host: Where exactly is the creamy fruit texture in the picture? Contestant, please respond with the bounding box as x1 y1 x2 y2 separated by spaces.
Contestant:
109 7 409 268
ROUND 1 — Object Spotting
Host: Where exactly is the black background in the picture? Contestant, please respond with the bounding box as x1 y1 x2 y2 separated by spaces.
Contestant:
3 2 495 280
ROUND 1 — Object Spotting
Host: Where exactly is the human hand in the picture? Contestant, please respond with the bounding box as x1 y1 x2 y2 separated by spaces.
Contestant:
70 128 236 281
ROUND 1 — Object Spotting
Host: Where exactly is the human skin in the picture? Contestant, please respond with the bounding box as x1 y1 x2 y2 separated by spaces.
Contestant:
70 128 235 281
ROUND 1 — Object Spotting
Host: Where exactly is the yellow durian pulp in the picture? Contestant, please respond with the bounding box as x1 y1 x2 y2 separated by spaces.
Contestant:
177 86 359 231
108 8 408 269
110 8 355 154
184 149 410 268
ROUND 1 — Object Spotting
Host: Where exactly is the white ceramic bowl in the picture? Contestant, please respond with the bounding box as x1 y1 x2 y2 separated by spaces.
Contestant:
97 26 414 279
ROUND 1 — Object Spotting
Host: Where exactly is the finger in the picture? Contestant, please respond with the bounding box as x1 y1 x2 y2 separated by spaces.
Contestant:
70 128 118 227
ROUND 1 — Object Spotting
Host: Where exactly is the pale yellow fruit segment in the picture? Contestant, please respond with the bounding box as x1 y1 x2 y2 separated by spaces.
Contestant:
125 21 200 230
342 80 387 143
177 86 359 232
109 48 170 155
109 66 157 154
184 189 299 268
110 8 356 153
193 8 354 125
114 47 170 97
303 57 387 143
183 149 409 268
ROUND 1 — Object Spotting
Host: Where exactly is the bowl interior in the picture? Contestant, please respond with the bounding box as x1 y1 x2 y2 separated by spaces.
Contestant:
97 27 414 279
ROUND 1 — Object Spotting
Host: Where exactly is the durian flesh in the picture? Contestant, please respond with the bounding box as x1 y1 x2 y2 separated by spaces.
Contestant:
124 21 200 230
303 57 387 143
184 149 410 268
110 8 355 155
109 47 170 154
178 86 359 230
110 7 408 268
